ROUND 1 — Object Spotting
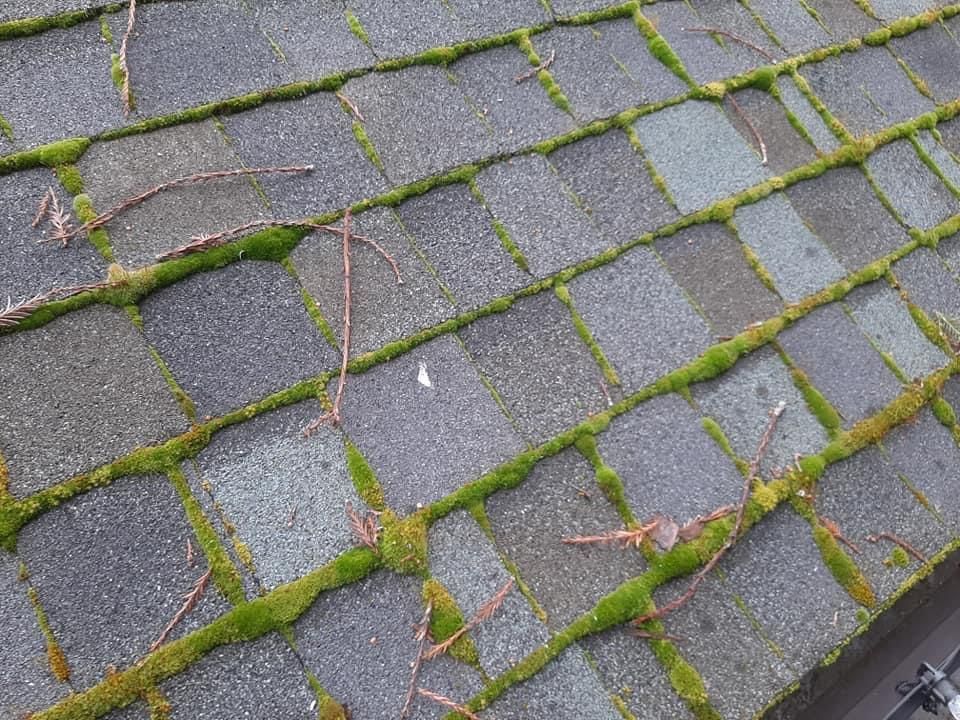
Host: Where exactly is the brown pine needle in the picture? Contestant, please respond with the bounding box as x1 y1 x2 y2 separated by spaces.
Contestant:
416 688 480 720
51 166 313 244
563 523 656 550
335 91 365 122
425 578 514 661
682 26 776 62
149 568 211 652
118 0 137 114
304 208 353 434
634 402 786 626
345 501 379 552
632 628 684 642
727 94 768 166
515 48 556 83
185 539 195 568
44 187 75 247
32 188 53 228
820 516 861 554
866 532 927 563
400 602 432 720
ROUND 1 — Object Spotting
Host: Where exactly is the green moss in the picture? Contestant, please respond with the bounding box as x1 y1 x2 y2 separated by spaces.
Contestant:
886 545 912 568
737 240 779 294
0 113 13 142
749 66 778 92
517 34 574 115
147 345 197 421
907 302 953 355
379 510 428 575
788 365 842 437
0 6 108 40
168 468 246 604
345 439 385 510
351 120 384 172
932 395 957 427
72 194 114 260
422 578 480 666
25 584 71 681
99 15 114 44
555 282 621 386
700 417 738 461
911 132 960 198
643 622 720 719
855 607 871 624
344 9 370 45
863 27 891 46
634 11 695 87
55 164 84 195
0 136 92 176
595 465 636 525
812 523 876 607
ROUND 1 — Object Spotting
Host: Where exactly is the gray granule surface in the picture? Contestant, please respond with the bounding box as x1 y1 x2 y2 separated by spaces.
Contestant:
597 393 745 523
473 153 607 278
138 260 336 419
0 304 188 496
733 192 847 303
775 75 842 154
744 0 831 54
17 474 229 689
777 301 902 426
655 222 783 338
336 333 525 514
428 511 549 676
549 129 679 246
691 344 829 475
0 20 122 149
396 182 532 309
458 292 609 445
566 245 714 393
633 100 770 214
193 401 364 591
221 92 389 218
343 0 461 59
844 281 948 380
889 21 960 104
866 139 959 230
892 247 960 321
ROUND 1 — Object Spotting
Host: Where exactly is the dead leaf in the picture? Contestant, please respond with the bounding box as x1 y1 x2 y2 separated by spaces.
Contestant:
648 514 680 551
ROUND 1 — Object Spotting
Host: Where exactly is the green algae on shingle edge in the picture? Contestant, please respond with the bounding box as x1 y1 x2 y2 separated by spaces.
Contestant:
168 467 245 605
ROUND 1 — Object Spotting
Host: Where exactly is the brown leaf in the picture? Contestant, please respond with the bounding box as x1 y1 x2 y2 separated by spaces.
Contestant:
648 514 680 551
677 505 735 542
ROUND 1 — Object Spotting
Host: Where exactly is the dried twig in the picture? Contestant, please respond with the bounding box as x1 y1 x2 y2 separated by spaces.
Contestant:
820 516 861 554
335 91 365 122
185 539 195 568
634 402 786 625
562 522 657 550
149 568 211 652
416 688 480 720
32 188 53 228
727 94 768 166
305 208 354 434
866 532 927 563
400 602 432 720
118 0 137 114
515 48 556 83
425 578 513 661
682 26 776 62
53 166 313 244
345 501 379 552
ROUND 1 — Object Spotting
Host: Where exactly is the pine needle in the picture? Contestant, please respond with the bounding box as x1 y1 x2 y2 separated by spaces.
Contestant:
32 188 53 228
345 501 379 552
149 568 211 652
400 601 432 720
44 187 75 247
425 578 513 661
561 524 656 550
416 688 480 720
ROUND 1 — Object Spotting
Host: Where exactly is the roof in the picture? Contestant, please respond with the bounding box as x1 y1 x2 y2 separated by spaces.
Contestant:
1 0 959 718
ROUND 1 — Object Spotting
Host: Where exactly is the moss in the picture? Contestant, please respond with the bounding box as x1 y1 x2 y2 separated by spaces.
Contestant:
422 578 480 666
344 9 370 45
0 6 109 40
351 120 385 172
908 302 953 355
931 395 957 427
595 464 636 525
99 15 114 44
517 34 574 116
26 585 71 681
644 623 720 719
788 365 842 437
379 510 428 575
72 193 114 260
55 164 84 195
863 27 891 46
168 468 246 604
749 66 778 92
555 282 620 386
634 11 695 87
0 113 13 142
812 524 876 607
0 136 92 176
737 241 779 294
345 440 385 510
700 417 738 461
911 132 960 199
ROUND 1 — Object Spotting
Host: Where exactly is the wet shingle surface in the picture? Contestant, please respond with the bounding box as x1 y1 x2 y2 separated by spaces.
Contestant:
7 3 960 719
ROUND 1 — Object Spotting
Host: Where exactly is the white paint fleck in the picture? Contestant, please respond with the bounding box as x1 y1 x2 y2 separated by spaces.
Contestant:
417 361 433 388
